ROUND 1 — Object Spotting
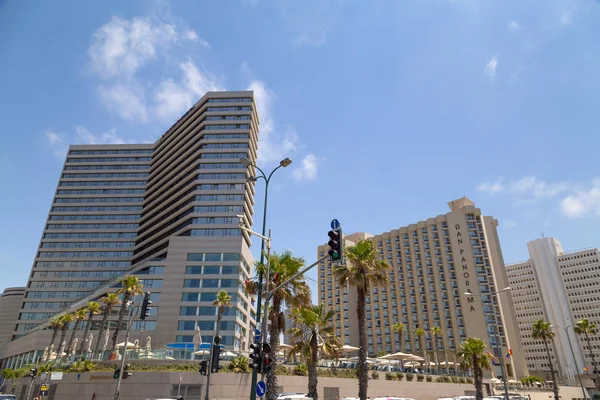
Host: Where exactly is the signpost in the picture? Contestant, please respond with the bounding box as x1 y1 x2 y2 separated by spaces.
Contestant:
254 329 261 342
40 384 50 397
330 219 340 230
50 371 63 380
256 381 266 397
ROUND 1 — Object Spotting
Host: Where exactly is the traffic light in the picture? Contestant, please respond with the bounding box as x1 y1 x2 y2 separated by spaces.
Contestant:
210 336 221 373
113 367 120 379
29 367 38 378
199 360 208 376
123 363 132 379
327 228 343 263
139 292 153 321
249 342 263 372
262 343 273 374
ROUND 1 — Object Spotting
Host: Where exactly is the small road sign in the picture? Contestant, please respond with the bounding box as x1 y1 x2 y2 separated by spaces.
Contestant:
254 329 261 342
256 380 266 397
40 384 50 396
330 219 340 230
50 371 63 380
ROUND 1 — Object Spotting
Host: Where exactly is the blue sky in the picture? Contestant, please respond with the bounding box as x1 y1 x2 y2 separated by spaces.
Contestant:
2 0 600 300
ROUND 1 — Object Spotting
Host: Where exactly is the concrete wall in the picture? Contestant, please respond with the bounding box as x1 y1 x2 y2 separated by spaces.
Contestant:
9 372 589 400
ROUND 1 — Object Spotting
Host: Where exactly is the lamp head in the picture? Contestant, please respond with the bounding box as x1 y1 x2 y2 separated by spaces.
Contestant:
236 215 245 227
501 287 512 292
239 157 252 167
246 176 258 182
464 289 473 296
279 158 292 167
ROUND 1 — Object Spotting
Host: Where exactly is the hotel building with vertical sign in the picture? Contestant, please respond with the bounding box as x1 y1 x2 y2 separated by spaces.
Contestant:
318 197 528 378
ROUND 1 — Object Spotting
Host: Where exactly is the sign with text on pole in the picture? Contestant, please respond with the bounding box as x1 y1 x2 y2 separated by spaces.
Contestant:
328 219 343 264
254 329 261 342
256 380 266 397
40 384 50 396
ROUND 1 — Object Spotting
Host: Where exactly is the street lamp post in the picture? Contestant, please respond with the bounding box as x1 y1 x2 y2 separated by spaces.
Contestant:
551 324 587 400
465 287 512 400
240 157 292 400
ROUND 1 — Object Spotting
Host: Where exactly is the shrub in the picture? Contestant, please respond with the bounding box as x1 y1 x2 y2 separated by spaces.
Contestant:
426 375 433 382
228 356 249 373
371 371 380 380
417 374 425 382
293 363 308 376
466 377 474 384
459 377 466 384
435 376 451 383
396 372 404 381
385 372 396 381
451 376 460 383
275 365 289 375
406 372 414 381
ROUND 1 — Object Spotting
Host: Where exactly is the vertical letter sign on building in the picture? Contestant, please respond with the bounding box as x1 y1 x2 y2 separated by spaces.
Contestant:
454 223 476 312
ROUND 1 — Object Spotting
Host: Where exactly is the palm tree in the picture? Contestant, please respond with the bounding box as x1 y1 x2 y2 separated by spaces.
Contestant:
245 250 311 400
532 319 559 400
333 239 391 400
415 327 427 370
457 337 491 400
94 293 120 358
79 301 101 358
392 322 405 353
111 275 143 352
430 326 443 373
67 308 88 356
289 304 341 400
574 318 598 374
213 290 232 343
47 317 64 358
58 314 75 356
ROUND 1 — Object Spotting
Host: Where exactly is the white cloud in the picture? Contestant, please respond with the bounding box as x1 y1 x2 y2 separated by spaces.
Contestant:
293 30 327 46
45 131 68 159
560 178 600 218
98 83 149 122
503 219 518 229
292 154 321 182
560 10 572 27
154 60 222 120
485 56 498 79
478 176 570 200
477 180 504 195
74 126 126 144
507 21 520 31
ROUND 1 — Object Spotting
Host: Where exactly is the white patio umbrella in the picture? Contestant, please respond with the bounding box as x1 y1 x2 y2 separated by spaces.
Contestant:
341 344 359 352
222 351 238 358
117 341 136 349
194 349 210 356
102 329 110 351
278 343 293 350
133 339 140 350
85 333 94 353
145 336 152 351
58 341 66 357
69 338 79 356
193 326 202 349
42 346 49 361
490 378 502 383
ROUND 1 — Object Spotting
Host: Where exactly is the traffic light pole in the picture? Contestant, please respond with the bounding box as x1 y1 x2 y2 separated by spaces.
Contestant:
25 358 39 400
265 254 330 303
260 229 272 387
114 293 142 400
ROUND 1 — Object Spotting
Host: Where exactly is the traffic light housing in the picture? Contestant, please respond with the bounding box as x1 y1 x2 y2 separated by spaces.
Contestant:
29 367 38 378
113 367 120 379
327 228 343 263
123 363 132 379
249 342 263 372
199 360 208 375
210 336 221 373
262 343 273 374
139 292 153 321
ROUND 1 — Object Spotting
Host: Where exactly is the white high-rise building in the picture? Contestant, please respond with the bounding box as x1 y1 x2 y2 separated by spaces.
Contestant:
506 237 600 385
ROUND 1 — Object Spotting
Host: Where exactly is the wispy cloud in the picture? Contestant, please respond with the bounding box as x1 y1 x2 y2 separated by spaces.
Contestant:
484 56 498 80
45 131 68 159
507 21 520 31
477 180 504 195
74 126 127 144
559 10 572 27
292 154 321 182
560 178 600 218
478 176 570 199
293 30 328 46
503 219 518 229
87 13 214 123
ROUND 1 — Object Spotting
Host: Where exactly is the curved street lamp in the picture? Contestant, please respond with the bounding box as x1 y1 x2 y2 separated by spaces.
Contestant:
240 156 292 400
464 287 512 400
551 324 588 400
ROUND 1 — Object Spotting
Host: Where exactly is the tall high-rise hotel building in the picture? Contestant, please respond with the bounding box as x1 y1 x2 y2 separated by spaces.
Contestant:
318 197 528 378
2 91 260 368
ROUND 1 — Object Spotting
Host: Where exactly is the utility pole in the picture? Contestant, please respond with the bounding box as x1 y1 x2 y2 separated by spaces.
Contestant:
113 294 142 400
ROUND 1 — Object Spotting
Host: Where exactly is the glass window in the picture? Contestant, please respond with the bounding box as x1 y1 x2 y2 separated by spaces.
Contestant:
202 279 219 288
178 321 196 331
181 293 199 302
185 266 202 274
176 335 193 343
200 293 217 301
223 253 241 261
187 253 204 261
221 266 238 274
203 266 220 274
219 321 235 330
179 307 197 316
198 307 215 316
204 253 221 261
220 279 236 288
183 279 200 288
197 321 215 330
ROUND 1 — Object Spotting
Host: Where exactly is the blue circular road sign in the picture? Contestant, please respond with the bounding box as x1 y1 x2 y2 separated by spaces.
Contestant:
256 381 266 397
330 219 340 230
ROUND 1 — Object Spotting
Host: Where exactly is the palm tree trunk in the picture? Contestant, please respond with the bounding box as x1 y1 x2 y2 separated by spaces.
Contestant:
400 332 405 370
79 314 93 358
434 340 440 374
112 294 131 351
48 328 58 355
543 339 559 400
356 284 369 400
93 309 110 358
58 325 68 354
215 308 222 343
308 334 319 400
584 332 597 374
473 356 483 400
266 296 282 400
67 320 81 356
